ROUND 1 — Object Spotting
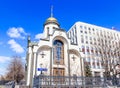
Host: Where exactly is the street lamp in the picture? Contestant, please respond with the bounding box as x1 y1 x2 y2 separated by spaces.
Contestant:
40 63 43 74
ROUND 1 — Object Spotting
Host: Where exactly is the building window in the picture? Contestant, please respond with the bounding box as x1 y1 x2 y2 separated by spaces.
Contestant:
53 27 55 29
74 25 76 30
84 26 87 29
53 40 64 65
81 38 84 43
86 46 90 54
84 58 90 65
86 36 88 39
92 62 95 68
85 58 90 62
96 60 100 68
85 31 87 34
82 45 85 54
80 26 82 29
47 27 49 29
90 37 92 40
91 47 94 54
90 41 92 44
80 30 83 33
88 28 91 30
86 41 88 44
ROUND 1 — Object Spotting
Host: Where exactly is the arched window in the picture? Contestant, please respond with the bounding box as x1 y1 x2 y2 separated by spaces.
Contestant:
53 40 64 65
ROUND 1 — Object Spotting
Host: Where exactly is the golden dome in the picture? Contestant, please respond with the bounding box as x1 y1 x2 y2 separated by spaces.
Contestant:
47 17 57 21
44 17 60 26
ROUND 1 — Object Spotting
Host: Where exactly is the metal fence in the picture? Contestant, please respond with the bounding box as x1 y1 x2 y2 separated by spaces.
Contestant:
33 75 120 88
2 80 26 88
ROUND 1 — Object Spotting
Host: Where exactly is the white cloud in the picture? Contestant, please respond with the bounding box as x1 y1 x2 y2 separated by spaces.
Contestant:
7 27 27 39
0 56 11 63
18 27 27 35
8 39 24 53
35 33 45 39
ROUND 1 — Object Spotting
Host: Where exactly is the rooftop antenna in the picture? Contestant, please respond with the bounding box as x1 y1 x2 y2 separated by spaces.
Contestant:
51 5 53 17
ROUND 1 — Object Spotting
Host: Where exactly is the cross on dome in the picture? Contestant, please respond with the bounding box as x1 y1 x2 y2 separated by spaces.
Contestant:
51 5 53 17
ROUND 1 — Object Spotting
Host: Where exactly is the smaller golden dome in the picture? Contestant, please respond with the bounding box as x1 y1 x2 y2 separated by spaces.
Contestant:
44 17 60 26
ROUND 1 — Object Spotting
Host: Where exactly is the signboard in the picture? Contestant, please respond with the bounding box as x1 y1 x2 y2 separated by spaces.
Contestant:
38 68 47 71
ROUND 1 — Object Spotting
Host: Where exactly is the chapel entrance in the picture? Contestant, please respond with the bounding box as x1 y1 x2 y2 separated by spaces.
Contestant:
53 68 65 83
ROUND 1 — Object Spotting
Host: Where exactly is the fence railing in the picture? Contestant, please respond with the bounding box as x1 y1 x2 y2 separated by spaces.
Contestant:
33 75 120 88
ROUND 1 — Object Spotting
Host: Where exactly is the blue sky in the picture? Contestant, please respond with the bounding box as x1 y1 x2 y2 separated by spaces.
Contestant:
0 0 120 75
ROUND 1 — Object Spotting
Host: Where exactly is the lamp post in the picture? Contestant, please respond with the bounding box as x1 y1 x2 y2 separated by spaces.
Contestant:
40 63 43 74
39 63 43 88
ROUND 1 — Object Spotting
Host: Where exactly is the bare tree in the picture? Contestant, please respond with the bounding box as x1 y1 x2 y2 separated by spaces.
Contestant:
5 55 25 83
95 34 120 78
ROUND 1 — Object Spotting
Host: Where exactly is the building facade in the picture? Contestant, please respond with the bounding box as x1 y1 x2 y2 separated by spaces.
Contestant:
68 22 120 77
26 16 120 87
